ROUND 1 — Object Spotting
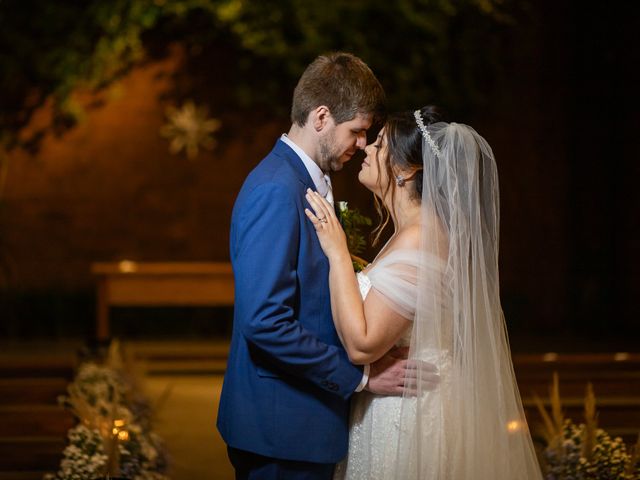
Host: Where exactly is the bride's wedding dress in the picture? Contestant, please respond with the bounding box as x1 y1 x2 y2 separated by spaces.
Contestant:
334 250 450 480
333 245 540 479
335 120 542 479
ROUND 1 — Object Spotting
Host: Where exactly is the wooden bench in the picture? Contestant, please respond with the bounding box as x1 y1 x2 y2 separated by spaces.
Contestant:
91 261 234 340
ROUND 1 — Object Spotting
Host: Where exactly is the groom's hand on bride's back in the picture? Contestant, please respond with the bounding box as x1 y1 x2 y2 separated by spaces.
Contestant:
365 347 439 396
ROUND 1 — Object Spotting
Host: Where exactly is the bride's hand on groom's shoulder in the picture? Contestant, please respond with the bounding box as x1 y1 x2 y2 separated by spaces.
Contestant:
365 347 440 396
304 189 349 261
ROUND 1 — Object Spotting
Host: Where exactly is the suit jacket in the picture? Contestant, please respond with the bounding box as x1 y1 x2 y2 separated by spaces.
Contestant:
217 139 363 463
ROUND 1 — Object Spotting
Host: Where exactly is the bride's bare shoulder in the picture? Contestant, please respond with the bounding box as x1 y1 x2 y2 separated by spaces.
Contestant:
390 223 421 251
388 222 448 262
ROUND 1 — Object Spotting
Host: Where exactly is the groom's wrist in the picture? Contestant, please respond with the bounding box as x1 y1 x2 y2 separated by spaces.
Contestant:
355 364 370 392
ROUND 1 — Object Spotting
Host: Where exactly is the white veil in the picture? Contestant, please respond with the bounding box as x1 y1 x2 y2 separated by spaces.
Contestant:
393 115 543 479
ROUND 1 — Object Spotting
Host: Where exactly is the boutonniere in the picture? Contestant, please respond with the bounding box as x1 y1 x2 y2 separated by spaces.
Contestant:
336 201 371 272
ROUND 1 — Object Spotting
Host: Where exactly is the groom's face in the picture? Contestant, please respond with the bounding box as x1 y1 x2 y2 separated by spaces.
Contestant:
318 113 372 172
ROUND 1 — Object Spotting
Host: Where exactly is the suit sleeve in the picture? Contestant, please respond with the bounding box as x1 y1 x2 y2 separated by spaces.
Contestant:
232 182 363 399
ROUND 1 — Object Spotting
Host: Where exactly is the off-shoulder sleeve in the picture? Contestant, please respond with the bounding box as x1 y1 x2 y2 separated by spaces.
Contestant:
366 249 446 320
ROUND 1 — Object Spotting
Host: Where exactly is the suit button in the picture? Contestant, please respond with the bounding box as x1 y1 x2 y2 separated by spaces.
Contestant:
329 383 339 391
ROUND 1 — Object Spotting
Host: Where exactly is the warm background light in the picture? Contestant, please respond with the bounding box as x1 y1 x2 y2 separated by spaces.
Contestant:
507 420 523 433
118 261 138 273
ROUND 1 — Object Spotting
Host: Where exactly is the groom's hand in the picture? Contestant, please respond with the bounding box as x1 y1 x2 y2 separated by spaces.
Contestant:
365 347 440 396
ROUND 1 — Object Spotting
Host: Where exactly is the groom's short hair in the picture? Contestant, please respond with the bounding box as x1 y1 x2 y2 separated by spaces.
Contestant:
291 52 385 127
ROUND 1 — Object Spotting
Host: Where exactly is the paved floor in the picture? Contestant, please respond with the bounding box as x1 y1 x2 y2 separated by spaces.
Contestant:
144 374 233 480
111 340 235 479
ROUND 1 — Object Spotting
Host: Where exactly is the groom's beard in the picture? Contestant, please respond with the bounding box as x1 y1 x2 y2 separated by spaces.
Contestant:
318 131 344 172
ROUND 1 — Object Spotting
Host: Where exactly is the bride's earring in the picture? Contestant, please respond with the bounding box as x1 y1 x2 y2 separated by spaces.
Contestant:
395 175 405 187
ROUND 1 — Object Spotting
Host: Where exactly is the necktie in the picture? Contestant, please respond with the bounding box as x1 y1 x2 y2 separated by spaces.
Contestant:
323 174 334 206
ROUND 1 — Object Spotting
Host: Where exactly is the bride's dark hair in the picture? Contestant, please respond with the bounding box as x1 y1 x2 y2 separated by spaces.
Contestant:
371 105 443 245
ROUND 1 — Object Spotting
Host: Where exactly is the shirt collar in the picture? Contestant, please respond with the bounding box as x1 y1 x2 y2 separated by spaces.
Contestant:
280 134 329 197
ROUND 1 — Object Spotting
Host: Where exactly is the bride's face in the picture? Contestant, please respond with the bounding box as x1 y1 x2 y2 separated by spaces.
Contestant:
358 127 390 195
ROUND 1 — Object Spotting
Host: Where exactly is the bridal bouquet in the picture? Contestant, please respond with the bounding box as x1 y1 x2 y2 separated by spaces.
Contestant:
336 201 371 272
45 342 170 480
535 374 640 479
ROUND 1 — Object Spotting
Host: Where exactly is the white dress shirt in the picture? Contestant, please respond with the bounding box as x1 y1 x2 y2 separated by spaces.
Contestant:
280 134 370 392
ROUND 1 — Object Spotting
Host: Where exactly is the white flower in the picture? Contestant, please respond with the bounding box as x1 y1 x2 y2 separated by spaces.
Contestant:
160 100 221 159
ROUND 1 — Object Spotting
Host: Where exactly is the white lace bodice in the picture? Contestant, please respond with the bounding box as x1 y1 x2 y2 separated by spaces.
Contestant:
356 271 372 299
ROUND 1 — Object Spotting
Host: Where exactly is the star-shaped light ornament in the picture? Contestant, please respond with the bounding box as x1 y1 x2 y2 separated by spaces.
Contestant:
160 100 221 160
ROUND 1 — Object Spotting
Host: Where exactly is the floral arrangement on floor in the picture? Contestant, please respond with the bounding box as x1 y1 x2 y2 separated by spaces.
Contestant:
337 201 372 272
535 373 640 479
45 341 170 480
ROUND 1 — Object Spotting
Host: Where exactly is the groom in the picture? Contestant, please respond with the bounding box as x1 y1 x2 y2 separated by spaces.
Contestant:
218 53 406 479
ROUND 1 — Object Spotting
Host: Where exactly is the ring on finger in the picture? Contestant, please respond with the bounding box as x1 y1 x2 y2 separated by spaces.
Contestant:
318 216 328 223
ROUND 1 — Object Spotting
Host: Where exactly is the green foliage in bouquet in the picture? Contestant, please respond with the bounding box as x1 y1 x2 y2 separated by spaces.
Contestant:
337 201 372 272
534 373 640 480
45 341 170 480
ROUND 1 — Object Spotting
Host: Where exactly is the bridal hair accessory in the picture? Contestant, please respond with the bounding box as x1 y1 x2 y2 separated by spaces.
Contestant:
414 110 441 159
395 175 406 186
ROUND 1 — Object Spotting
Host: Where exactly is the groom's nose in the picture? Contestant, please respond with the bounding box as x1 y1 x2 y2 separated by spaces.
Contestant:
355 132 367 150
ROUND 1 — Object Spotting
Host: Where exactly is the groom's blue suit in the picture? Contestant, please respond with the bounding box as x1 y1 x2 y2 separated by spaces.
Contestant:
217 139 363 468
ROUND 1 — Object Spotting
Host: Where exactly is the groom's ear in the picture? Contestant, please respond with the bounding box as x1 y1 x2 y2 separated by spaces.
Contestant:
312 106 332 132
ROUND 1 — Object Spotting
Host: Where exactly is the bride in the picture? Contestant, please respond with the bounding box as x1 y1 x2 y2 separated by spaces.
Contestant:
304 106 542 479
